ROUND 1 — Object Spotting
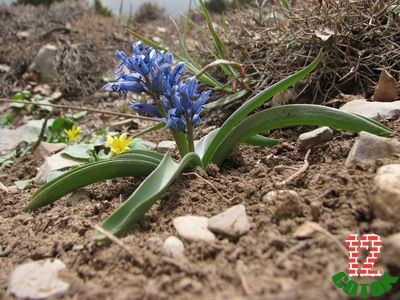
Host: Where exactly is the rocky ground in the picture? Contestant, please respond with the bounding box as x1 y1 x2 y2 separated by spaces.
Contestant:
1 1 400 300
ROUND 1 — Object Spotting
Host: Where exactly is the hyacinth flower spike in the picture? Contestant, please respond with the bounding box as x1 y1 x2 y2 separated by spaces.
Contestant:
103 41 212 156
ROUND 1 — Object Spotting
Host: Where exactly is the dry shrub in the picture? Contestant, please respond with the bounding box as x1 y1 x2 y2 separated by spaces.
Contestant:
228 0 400 102
134 2 165 23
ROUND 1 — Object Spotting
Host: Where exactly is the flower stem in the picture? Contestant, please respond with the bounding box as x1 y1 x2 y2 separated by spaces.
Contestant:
185 117 195 153
155 102 188 157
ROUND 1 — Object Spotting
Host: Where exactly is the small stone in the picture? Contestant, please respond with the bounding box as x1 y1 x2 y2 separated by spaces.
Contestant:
340 100 400 120
373 70 398 102
382 233 400 269
345 132 400 168
0 64 10 73
162 236 185 258
310 202 321 221
208 204 250 237
7 259 69 299
263 190 305 223
28 44 58 84
152 36 163 43
17 30 31 39
293 221 319 239
146 236 163 252
298 127 333 150
67 189 89 206
373 164 400 222
157 140 176 152
173 216 216 243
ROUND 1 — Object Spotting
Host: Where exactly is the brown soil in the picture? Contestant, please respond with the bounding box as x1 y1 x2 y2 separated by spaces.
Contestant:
2 121 400 300
1 2 400 300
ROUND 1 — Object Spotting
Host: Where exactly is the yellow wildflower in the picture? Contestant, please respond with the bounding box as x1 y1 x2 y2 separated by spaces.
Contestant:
64 125 81 142
106 134 133 154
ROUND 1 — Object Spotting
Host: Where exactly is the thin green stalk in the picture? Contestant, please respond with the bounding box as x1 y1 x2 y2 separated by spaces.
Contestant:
155 101 189 157
185 118 195 153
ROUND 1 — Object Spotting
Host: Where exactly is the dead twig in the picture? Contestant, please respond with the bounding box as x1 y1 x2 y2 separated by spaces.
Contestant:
277 149 311 187
31 117 49 152
92 225 143 265
0 98 158 122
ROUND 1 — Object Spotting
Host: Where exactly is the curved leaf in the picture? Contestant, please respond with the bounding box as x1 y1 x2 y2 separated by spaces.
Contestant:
25 151 163 211
244 135 280 147
211 104 393 165
201 53 323 167
96 152 202 240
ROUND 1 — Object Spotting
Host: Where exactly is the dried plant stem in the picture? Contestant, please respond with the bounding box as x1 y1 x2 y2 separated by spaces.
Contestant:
92 225 143 265
277 149 311 187
0 98 158 122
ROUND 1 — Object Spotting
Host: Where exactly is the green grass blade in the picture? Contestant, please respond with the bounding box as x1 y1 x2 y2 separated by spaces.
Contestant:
201 53 323 167
96 152 202 240
211 104 393 165
204 89 248 110
25 151 163 211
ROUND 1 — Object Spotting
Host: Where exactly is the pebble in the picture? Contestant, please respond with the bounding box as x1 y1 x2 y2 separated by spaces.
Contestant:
345 132 400 167
28 44 58 83
208 204 250 238
162 236 185 258
293 221 319 239
263 190 305 222
297 126 333 149
7 259 69 299
173 216 216 243
373 164 400 222
382 233 400 269
340 100 400 120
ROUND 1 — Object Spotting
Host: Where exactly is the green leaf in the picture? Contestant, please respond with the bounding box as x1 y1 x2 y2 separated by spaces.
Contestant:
11 90 31 101
25 150 163 211
21 119 46 143
15 178 34 190
244 135 279 147
96 152 202 240
61 144 93 161
204 89 248 110
281 0 290 9
201 53 323 167
211 104 393 165
130 138 156 150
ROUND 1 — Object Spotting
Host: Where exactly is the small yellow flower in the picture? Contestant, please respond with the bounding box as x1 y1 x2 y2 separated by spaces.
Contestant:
106 134 133 154
64 125 81 142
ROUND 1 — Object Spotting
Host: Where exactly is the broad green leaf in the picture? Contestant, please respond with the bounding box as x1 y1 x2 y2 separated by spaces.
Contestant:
11 90 31 101
15 178 34 190
21 119 46 143
61 144 93 161
244 135 279 147
96 152 202 240
25 150 163 211
130 138 156 150
201 53 323 167
211 104 393 165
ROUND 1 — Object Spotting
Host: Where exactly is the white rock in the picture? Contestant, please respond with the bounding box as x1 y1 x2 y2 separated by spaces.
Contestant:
382 233 400 268
345 132 400 167
163 236 185 258
208 204 250 237
293 221 319 239
7 259 69 299
0 64 10 73
29 44 58 83
373 164 400 222
298 126 333 149
173 216 216 243
340 100 400 120
157 140 176 152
